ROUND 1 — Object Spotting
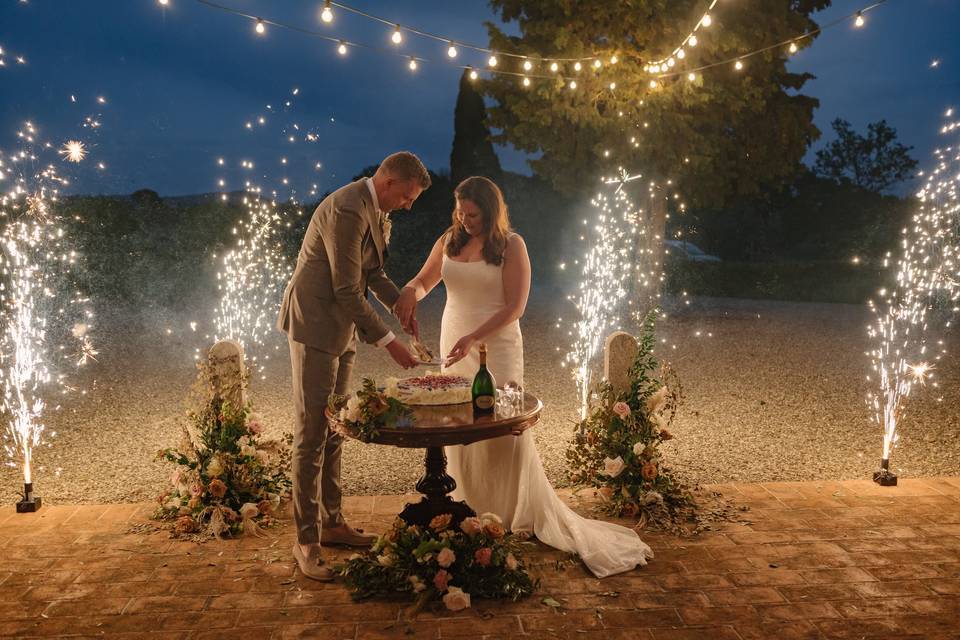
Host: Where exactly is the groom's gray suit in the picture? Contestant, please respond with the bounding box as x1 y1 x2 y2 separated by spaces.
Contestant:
278 178 400 545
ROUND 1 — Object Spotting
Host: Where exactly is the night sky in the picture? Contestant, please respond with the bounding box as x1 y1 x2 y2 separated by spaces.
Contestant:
0 0 957 197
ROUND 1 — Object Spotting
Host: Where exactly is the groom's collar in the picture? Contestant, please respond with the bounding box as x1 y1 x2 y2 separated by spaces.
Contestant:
365 178 382 216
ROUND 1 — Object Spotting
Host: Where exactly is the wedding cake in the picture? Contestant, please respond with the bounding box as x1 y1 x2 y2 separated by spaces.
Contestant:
386 372 472 406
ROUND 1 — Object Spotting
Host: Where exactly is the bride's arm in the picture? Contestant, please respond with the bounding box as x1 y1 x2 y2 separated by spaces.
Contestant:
446 235 531 364
393 235 445 334
404 235 446 301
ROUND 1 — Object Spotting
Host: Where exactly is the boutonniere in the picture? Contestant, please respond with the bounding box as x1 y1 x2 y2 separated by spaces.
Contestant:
380 214 393 246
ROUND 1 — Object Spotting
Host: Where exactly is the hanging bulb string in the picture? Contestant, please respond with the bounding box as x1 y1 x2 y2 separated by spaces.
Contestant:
653 0 888 79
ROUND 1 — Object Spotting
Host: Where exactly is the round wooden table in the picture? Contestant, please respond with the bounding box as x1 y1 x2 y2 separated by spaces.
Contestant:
328 391 542 527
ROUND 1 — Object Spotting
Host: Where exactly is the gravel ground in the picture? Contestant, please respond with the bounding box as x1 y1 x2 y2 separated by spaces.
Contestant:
2 288 958 504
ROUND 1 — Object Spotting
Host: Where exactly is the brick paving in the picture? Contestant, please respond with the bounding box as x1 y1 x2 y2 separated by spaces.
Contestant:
0 478 958 638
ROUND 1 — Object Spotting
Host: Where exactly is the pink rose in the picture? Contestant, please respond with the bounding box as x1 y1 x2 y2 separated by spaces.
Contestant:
246 413 264 435
436 547 456 568
459 517 482 536
190 483 204 497
208 479 227 499
433 569 450 591
474 547 492 567
442 586 471 611
613 401 631 419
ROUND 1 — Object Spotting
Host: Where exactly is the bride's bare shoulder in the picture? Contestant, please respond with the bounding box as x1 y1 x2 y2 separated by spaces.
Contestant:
506 232 527 250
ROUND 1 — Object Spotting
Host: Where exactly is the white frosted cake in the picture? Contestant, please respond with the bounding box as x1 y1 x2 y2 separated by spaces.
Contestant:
386 372 472 406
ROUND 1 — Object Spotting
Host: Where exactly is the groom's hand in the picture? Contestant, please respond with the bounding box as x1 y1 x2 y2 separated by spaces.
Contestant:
386 338 419 369
394 287 418 335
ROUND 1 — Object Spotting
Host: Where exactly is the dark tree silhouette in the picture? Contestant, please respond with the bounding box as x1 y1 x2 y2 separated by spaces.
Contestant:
814 118 918 193
450 70 502 186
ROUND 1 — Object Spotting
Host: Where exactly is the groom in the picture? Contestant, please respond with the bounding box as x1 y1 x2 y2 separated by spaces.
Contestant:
277 151 431 581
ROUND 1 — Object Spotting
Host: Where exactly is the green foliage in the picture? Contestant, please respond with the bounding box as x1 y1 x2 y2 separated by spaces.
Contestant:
328 377 415 443
566 311 690 520
814 118 918 193
337 514 537 608
483 0 830 206
450 70 503 185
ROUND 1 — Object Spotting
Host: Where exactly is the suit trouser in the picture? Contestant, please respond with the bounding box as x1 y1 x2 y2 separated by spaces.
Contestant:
288 336 356 545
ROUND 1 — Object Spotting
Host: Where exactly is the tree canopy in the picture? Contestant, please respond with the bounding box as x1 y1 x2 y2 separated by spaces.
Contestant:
450 70 503 186
482 0 830 206
813 118 918 193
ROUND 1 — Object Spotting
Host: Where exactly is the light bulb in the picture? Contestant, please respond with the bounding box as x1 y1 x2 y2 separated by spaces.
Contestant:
649 79 657 88
488 55 498 67
688 35 698 47
610 55 618 64
574 61 582 72
523 59 533 71
392 25 402 44
855 12 864 27
550 61 559 72
701 14 712 27
408 58 417 71
734 60 743 70
447 42 458 58
255 19 265 34
593 59 601 69
609 82 616 90
677 49 685 59
522 76 530 87
569 80 577 89
468 68 478 80
320 1 333 23
337 41 347 55
651 64 660 73
687 72 696 81
158 0 169 5
789 42 798 54
667 57 675 67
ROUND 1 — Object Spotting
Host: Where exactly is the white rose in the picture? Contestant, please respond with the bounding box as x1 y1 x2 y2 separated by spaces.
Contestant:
239 502 259 519
344 394 361 422
479 512 503 526
377 553 395 567
650 412 667 430
442 586 471 611
408 575 426 593
205 456 224 478
603 456 626 478
632 441 645 457
436 547 456 568
240 444 257 458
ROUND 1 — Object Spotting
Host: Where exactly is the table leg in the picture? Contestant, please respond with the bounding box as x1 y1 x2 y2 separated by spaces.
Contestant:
399 445 476 528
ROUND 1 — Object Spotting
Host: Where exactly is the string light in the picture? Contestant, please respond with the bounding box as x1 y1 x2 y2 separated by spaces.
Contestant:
789 42 798 54
487 54 498 67
569 79 577 90
609 82 616 90
592 59 602 69
523 58 533 71
158 0 169 5
855 11 865 27
391 24 402 44
447 41 457 58
734 59 744 70
687 72 696 82
337 40 347 55
254 18 265 34
522 76 530 87
468 67 478 80
701 14 712 27
320 0 333 23
408 57 417 71
687 35 698 47
610 55 618 64
550 62 559 73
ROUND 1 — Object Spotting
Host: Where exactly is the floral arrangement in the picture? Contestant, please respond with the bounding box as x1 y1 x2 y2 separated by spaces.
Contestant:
328 377 414 442
337 512 537 611
155 361 292 538
566 311 692 525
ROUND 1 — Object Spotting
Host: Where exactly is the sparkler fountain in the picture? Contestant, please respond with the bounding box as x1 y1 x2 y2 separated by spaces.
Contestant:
0 123 96 511
866 109 960 486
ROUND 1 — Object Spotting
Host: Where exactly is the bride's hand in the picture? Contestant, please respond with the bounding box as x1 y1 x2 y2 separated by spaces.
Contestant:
445 334 478 367
394 286 418 336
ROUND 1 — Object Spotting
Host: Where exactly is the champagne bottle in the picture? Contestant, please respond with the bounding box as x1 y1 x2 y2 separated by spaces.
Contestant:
472 343 496 415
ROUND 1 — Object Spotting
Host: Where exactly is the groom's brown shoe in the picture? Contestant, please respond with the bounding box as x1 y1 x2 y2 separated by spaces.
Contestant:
292 544 335 582
320 523 376 547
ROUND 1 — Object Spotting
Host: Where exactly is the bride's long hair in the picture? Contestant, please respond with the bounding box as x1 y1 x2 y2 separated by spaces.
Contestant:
445 176 512 265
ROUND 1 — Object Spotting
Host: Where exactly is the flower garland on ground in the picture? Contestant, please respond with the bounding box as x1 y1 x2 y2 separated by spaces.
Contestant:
154 361 292 538
566 311 694 528
337 512 537 612
328 377 414 442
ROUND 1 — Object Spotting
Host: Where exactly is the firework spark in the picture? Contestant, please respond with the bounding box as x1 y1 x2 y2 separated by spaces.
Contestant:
59 140 86 163
1 125 96 486
866 112 960 465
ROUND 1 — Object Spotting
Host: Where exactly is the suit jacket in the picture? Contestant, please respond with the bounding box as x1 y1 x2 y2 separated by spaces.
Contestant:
277 179 401 354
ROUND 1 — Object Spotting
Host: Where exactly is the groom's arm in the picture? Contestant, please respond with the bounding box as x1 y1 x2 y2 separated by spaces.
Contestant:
322 203 393 346
368 270 401 312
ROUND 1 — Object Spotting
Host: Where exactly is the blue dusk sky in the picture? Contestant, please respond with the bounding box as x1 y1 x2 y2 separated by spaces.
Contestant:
0 0 957 197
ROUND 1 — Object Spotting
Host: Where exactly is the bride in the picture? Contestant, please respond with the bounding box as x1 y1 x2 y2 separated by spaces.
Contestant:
393 176 653 578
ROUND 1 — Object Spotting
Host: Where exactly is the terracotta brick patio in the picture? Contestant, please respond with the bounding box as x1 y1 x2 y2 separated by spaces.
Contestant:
0 478 959 639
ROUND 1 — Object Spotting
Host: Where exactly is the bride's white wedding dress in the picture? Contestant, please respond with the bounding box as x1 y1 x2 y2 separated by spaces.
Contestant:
439 253 654 578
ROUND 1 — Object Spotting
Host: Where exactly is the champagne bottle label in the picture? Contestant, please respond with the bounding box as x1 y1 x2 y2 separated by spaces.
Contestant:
474 394 495 410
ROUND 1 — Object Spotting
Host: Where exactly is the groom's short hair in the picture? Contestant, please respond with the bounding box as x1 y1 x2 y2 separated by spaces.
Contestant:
377 152 431 189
